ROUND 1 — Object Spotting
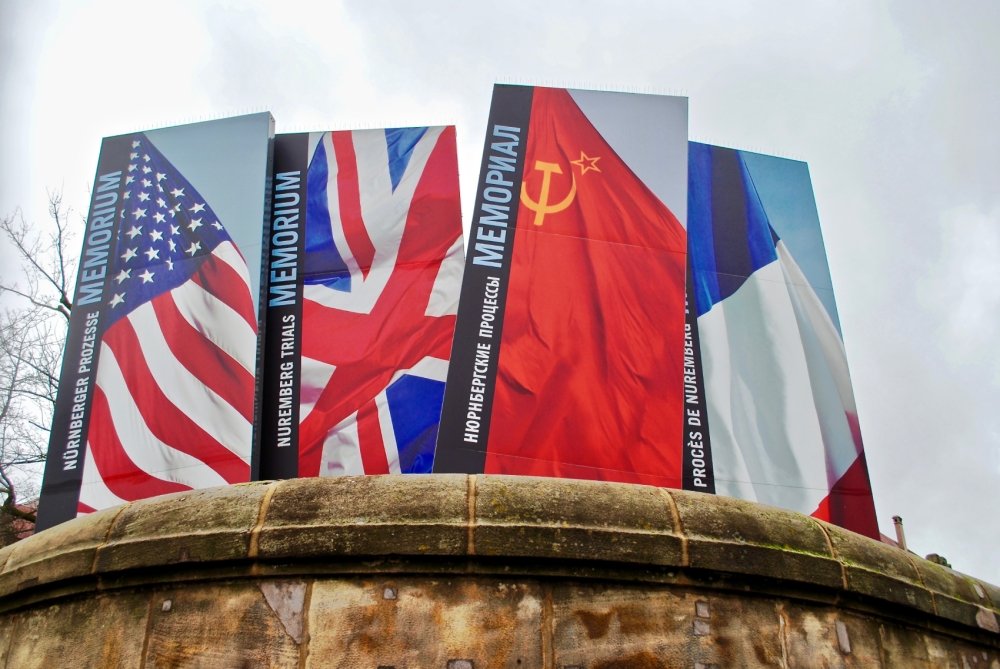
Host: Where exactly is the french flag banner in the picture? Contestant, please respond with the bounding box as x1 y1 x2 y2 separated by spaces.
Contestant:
685 142 879 538
259 127 464 479
37 114 274 530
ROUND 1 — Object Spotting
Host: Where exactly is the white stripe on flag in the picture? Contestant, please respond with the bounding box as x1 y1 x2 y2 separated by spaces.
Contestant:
318 411 366 477
212 240 255 297
698 259 829 514
78 443 128 514
95 343 229 489
298 354 336 422
171 278 257 375
387 355 449 387
374 390 402 474
425 234 464 317
319 132 362 282
777 241 861 482
128 302 252 462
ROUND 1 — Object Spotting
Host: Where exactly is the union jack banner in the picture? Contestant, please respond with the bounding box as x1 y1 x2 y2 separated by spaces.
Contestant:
260 126 463 478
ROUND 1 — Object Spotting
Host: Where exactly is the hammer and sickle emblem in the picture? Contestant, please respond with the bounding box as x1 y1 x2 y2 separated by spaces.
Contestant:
520 160 577 227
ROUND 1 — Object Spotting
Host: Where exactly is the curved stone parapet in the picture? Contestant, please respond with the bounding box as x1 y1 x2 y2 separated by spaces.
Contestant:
0 475 996 667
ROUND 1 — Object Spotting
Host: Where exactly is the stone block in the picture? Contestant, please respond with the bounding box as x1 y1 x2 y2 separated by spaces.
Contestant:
257 475 469 560
94 482 271 574
0 505 119 601
672 491 842 588
474 476 683 566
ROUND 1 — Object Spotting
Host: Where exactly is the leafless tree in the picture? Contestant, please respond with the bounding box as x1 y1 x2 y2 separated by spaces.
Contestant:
0 193 77 543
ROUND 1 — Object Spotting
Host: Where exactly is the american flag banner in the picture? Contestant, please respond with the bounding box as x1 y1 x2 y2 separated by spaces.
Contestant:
77 135 257 512
259 127 463 479
37 113 272 530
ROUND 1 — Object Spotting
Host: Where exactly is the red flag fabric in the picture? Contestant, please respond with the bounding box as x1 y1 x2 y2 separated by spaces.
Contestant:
484 88 688 487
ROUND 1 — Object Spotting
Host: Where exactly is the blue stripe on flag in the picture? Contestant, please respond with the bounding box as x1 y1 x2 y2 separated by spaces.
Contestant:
688 142 720 317
386 374 445 474
737 152 779 274
385 127 428 192
304 138 352 291
688 144 780 315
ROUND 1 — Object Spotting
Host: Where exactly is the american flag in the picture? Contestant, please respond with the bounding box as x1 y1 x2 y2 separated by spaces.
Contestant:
78 135 255 513
296 126 463 477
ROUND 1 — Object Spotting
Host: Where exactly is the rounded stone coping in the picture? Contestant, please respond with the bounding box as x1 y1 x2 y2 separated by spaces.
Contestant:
1 475 997 641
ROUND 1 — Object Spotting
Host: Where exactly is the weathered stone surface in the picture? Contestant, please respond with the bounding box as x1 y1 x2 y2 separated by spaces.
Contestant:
0 476 995 667
474 476 683 566
704 592 786 666
143 581 302 668
779 603 884 668
0 505 119 601
825 522 936 615
2 592 149 668
981 579 1000 615
256 475 469 559
0 607 15 665
306 577 542 668
878 619 934 666
549 583 695 667
94 482 272 574
672 489 843 589
0 542 14 578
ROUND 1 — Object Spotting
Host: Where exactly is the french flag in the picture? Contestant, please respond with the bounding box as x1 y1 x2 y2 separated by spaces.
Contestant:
688 142 879 538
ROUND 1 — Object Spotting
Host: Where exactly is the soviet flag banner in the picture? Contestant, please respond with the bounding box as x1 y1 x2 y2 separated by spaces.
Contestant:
36 114 274 530
258 127 464 479
684 143 879 538
434 85 690 486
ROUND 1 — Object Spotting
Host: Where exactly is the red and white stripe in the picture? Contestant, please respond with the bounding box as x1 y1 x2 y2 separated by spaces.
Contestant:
77 241 255 514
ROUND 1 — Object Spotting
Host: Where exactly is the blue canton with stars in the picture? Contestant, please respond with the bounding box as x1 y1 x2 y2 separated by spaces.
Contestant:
106 135 233 325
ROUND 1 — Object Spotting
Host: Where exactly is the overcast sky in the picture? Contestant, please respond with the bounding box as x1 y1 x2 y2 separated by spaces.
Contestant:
2 0 998 583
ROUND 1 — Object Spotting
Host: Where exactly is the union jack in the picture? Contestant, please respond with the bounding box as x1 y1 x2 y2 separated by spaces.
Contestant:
296 126 464 476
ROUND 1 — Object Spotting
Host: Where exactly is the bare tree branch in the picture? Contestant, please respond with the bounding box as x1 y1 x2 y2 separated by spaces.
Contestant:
0 191 77 544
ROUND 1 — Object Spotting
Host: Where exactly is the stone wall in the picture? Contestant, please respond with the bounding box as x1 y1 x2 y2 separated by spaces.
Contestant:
0 476 996 668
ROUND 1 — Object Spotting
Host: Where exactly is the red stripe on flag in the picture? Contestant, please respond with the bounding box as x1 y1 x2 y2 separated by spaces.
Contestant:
331 132 376 278
357 401 390 474
811 449 879 539
102 318 250 483
151 293 255 422
191 251 258 331
77 502 97 515
87 386 191 500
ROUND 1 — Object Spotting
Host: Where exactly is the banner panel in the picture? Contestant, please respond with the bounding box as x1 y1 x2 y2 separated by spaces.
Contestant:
36 114 274 530
258 127 464 479
435 86 690 486
685 142 878 538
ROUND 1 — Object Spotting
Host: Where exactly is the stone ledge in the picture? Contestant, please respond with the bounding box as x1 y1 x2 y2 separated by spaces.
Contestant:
1 475 996 643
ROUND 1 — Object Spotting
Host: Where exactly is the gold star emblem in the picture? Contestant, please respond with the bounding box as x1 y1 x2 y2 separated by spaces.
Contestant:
571 150 601 175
